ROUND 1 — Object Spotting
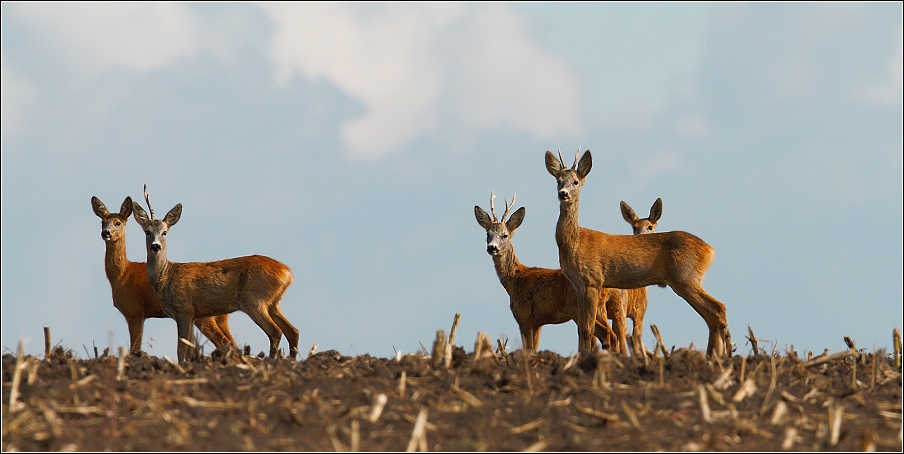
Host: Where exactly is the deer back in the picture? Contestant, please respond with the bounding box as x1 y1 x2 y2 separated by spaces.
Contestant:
161 256 293 318
577 228 714 290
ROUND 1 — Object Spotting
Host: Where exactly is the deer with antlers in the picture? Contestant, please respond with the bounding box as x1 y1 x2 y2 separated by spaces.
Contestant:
475 192 660 354
132 186 299 364
92 196 236 355
546 149 731 358
475 191 617 351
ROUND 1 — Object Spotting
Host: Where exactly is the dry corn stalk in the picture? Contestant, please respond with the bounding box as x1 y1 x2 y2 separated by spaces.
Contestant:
369 394 388 422
405 408 429 452
431 329 445 368
732 378 757 402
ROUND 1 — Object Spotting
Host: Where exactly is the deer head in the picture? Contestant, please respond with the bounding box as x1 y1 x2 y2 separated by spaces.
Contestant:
92 196 133 243
474 191 525 256
620 198 663 235
545 148 592 204
132 185 182 256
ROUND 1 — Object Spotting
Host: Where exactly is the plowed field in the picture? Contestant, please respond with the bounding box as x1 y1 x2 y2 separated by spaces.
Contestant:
2 342 902 452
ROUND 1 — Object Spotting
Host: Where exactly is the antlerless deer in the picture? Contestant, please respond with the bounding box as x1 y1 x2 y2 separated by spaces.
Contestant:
546 149 731 358
92 196 236 355
132 186 300 364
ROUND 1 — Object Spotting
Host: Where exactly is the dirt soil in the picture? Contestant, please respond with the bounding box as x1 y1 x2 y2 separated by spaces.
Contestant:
2 341 902 452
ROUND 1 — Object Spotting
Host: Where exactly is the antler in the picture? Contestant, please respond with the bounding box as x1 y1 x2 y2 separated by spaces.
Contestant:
502 193 516 222
490 190 498 222
573 146 580 170
489 190 517 222
557 148 566 168
143 184 155 219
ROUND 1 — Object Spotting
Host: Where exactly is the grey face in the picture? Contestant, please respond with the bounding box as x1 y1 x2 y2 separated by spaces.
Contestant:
474 203 524 257
485 223 513 256
143 219 169 254
554 169 583 202
133 201 181 256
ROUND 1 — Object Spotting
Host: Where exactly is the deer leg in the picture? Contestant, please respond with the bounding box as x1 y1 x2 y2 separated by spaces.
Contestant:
268 303 299 358
580 286 606 352
631 314 647 358
632 291 649 358
194 316 225 348
532 326 542 351
605 290 628 355
125 317 145 356
216 315 237 347
520 326 533 351
669 283 729 358
612 307 628 355
174 315 195 364
592 320 610 351
244 308 284 359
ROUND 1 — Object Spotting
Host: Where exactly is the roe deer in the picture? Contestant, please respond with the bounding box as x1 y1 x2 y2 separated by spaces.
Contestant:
132 188 299 364
92 196 236 355
474 192 659 354
545 149 731 358
617 198 662 358
475 191 627 352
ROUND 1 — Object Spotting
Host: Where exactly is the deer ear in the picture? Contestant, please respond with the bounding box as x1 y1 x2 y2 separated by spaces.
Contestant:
649 198 662 223
164 204 182 227
474 206 492 229
91 197 109 219
119 197 133 219
132 202 150 227
506 207 526 232
545 151 563 177
620 201 638 224
577 150 592 179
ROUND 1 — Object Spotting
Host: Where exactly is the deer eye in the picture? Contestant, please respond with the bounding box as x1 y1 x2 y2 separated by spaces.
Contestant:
573 180 579 185
502 234 508 239
647 226 653 231
115 221 121 227
162 231 167 236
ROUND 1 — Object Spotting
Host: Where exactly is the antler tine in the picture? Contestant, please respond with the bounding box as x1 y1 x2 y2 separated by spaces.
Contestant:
572 146 580 170
557 147 566 168
502 192 516 222
143 184 155 219
489 190 498 222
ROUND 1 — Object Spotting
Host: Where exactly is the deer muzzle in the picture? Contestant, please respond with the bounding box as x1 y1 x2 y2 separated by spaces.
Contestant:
150 243 162 253
101 230 112 241
486 244 499 255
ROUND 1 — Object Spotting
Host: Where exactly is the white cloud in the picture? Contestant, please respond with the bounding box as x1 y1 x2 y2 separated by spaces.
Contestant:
261 3 582 160
9 3 199 76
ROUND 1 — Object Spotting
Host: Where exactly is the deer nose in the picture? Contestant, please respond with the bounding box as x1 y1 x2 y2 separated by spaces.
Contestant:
487 245 498 254
150 243 161 252
558 190 568 200
101 230 112 240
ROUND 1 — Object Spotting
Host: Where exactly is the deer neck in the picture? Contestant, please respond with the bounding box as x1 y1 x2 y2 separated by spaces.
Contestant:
145 249 172 290
555 199 581 258
491 248 525 293
103 237 130 282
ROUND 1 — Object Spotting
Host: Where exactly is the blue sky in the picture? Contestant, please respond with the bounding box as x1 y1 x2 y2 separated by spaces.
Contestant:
2 3 901 359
